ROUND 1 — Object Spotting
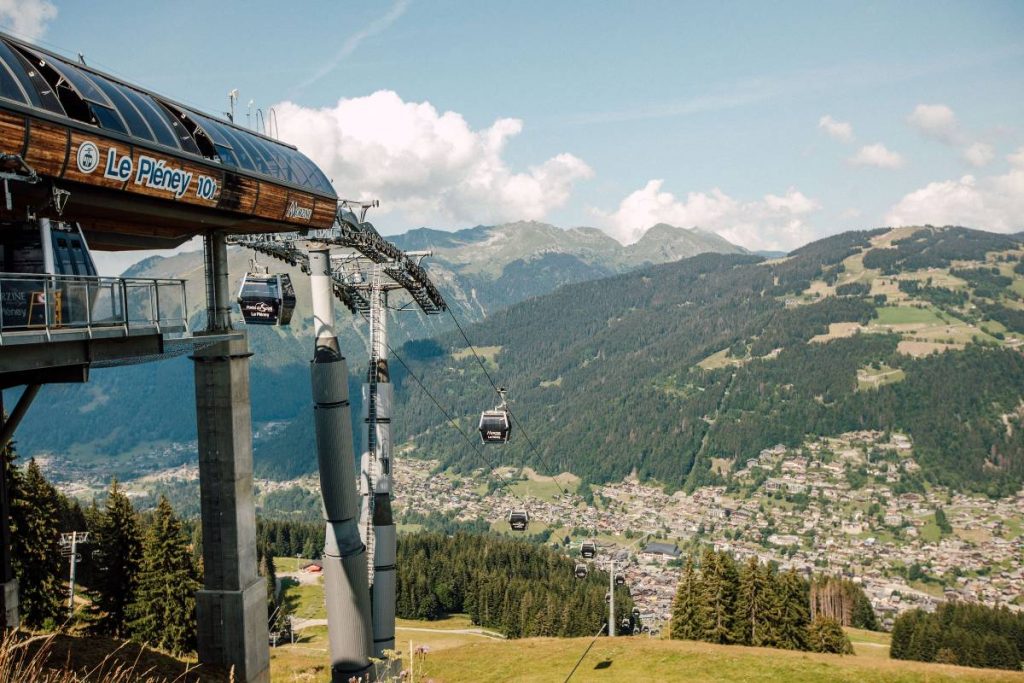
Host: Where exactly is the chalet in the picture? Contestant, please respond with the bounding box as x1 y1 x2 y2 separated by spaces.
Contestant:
640 542 682 564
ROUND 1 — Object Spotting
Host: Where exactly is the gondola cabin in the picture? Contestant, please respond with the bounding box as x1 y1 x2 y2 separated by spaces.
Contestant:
479 387 511 444
507 509 529 532
580 540 597 559
573 563 588 580
237 272 295 326
615 574 626 587
478 408 511 444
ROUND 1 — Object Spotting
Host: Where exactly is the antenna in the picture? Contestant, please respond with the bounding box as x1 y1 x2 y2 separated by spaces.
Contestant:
227 89 239 122
267 107 278 138
247 99 255 129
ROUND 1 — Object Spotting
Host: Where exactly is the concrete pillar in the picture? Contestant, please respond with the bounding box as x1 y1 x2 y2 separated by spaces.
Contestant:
309 248 373 680
193 333 269 682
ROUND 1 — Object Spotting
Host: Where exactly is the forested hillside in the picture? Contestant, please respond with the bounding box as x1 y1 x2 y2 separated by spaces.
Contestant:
16 220 739 478
382 226 1024 496
396 532 634 638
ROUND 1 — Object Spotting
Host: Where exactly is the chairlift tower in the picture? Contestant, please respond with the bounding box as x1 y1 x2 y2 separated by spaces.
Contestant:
58 531 88 619
231 200 446 679
328 245 438 659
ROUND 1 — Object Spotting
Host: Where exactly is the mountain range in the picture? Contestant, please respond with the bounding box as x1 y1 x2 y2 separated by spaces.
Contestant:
377 225 1024 497
19 222 1024 498
16 221 743 478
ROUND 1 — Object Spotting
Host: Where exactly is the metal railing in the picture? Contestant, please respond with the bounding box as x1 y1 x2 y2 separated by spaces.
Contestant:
0 272 187 342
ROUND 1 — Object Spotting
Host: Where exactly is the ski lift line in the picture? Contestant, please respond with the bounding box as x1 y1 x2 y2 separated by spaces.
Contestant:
445 308 572 496
378 328 527 504
562 623 608 683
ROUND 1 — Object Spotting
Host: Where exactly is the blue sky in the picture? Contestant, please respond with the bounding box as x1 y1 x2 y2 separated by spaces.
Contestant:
3 0 1023 253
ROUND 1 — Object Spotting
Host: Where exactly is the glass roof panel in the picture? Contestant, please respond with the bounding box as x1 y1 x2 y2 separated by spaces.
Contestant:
0 40 62 113
38 52 113 107
0 57 26 105
121 88 185 150
85 72 155 142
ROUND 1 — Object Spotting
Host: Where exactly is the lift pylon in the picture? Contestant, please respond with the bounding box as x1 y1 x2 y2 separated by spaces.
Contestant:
230 201 446 678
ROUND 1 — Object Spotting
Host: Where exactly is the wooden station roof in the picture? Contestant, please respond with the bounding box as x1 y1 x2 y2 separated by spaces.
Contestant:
0 31 338 250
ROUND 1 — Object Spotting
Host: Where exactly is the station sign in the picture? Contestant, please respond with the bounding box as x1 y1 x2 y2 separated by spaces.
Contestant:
70 138 220 205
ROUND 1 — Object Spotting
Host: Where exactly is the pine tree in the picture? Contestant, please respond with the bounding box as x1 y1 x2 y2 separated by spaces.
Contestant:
807 615 853 654
90 479 143 637
9 457 63 627
128 497 200 655
775 569 810 651
889 609 920 660
698 551 738 644
732 557 779 646
851 588 878 631
670 557 700 640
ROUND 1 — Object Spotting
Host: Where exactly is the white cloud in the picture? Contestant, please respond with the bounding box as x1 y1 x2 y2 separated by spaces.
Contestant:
907 103 959 143
818 115 854 143
1007 146 1024 169
272 90 593 226
293 0 408 93
885 167 1024 233
594 180 821 251
849 143 905 169
0 0 57 40
963 142 995 167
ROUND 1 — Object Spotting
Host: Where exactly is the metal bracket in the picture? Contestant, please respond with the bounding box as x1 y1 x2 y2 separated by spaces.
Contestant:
51 186 71 216
0 155 40 211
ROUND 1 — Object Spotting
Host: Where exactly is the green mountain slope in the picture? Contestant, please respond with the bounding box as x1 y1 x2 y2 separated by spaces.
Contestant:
382 226 1024 496
16 221 741 478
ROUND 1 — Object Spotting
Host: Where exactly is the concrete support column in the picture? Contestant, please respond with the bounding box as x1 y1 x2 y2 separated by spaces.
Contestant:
309 248 373 681
193 333 269 683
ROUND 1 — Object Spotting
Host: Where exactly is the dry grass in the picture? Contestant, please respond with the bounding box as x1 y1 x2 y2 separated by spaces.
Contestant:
417 636 1024 683
897 340 963 357
810 322 865 344
697 348 745 370
451 345 502 364
1 628 223 682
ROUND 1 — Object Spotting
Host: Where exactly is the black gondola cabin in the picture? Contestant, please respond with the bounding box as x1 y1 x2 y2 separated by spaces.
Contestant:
478 408 511 444
507 509 529 531
237 272 295 326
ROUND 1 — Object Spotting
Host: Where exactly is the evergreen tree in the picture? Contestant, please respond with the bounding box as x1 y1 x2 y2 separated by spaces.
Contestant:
807 615 853 654
128 497 200 655
698 550 738 644
90 479 143 637
670 557 700 640
775 569 810 650
9 457 62 627
934 507 953 536
732 557 779 646
889 609 920 660
851 589 878 631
